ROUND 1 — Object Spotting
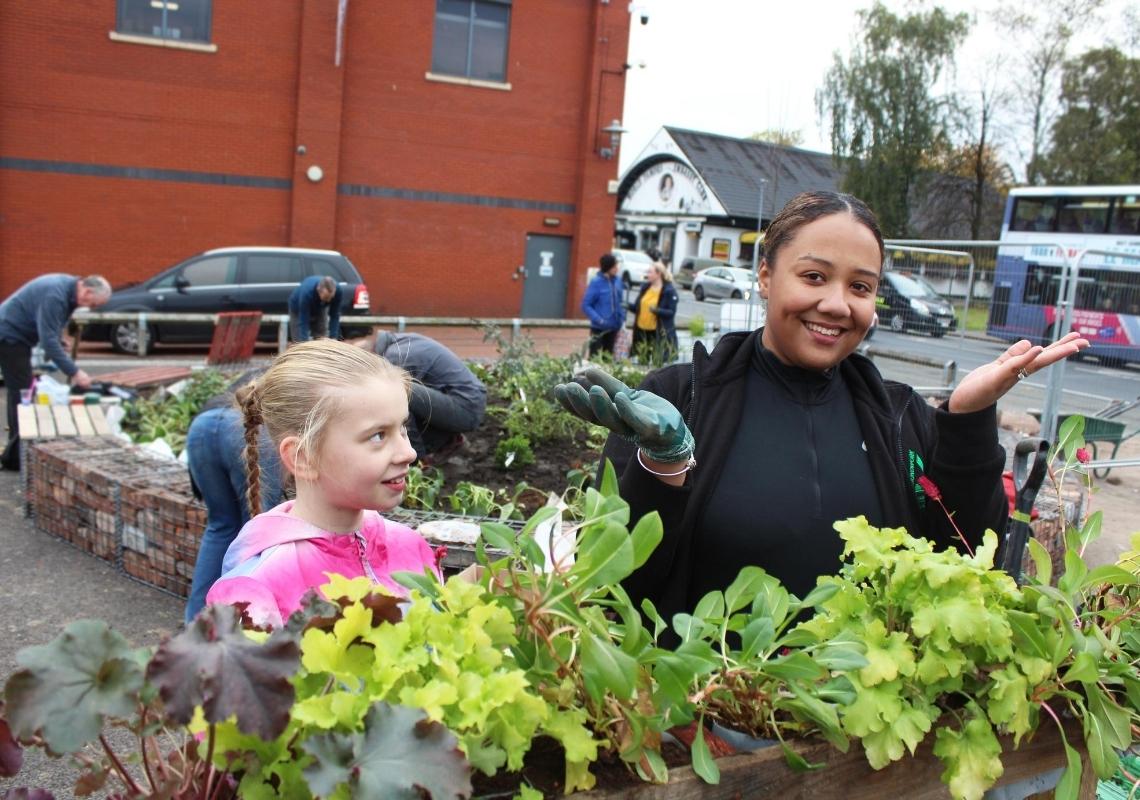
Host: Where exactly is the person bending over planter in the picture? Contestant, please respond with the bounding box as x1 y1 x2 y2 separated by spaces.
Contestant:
183 370 284 624
0 274 111 470
288 274 341 342
556 190 1088 625
361 330 488 465
206 339 440 628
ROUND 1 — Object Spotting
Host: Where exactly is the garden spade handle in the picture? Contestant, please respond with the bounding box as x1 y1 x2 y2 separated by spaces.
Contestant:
999 436 1050 581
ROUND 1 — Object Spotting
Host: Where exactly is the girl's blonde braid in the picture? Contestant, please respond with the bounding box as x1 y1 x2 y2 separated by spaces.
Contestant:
235 383 264 517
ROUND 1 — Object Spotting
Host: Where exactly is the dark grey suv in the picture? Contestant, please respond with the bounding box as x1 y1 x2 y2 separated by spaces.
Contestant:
84 247 372 353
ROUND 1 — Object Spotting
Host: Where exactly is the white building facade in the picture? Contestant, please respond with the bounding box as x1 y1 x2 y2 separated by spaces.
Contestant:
614 127 843 272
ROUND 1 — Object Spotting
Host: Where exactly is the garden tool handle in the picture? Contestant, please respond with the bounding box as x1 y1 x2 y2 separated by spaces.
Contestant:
1000 436 1050 578
1012 437 1049 517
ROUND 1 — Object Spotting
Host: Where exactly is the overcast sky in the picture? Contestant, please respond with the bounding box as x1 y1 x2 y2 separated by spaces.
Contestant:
617 0 1132 173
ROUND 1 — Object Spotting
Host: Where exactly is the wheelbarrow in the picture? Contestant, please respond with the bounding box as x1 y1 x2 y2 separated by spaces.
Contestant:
998 437 1050 584
1029 409 1138 478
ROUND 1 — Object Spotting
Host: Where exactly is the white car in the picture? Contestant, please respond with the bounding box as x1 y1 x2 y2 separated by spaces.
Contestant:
611 249 656 288
692 267 759 301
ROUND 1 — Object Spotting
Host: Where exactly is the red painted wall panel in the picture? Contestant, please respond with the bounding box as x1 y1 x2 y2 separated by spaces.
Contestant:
0 1 629 317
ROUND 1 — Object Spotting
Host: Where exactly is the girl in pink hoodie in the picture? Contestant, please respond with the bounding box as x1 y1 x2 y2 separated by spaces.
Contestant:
206 339 440 628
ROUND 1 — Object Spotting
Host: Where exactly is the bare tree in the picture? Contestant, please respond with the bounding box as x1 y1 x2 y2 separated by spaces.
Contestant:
992 0 1105 184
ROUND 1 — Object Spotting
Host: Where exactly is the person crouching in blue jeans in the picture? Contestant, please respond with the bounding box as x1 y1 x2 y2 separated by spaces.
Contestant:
183 405 283 623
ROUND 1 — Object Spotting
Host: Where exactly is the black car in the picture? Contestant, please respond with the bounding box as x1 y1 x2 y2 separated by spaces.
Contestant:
84 247 372 353
876 271 958 337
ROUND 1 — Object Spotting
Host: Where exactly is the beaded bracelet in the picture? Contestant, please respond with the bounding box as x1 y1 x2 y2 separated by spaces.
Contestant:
636 448 696 477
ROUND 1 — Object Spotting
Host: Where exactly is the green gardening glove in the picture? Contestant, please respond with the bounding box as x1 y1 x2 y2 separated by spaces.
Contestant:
554 367 694 463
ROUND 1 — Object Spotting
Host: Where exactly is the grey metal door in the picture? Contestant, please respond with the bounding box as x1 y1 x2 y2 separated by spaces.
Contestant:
520 234 571 318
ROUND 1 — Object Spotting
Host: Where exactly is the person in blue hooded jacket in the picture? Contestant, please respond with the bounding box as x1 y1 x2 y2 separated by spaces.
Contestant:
581 253 626 357
288 275 341 342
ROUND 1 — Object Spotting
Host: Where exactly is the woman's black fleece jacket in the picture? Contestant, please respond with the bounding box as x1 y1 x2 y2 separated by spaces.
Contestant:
601 328 1009 622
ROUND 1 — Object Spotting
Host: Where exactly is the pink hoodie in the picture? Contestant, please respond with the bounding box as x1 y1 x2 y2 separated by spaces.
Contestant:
205 500 440 628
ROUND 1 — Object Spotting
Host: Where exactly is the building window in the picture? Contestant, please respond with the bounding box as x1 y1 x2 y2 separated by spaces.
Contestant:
431 0 511 83
116 0 212 44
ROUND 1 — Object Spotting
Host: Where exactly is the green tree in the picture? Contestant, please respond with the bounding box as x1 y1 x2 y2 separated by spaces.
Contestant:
816 3 969 237
1041 47 1140 184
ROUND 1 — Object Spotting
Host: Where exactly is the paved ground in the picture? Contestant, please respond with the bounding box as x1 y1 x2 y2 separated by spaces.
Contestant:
0 466 183 795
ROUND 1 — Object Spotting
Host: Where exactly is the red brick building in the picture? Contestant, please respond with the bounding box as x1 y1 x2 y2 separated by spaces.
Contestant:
0 1 630 318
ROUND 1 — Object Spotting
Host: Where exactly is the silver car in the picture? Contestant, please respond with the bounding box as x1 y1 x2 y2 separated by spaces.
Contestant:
691 267 759 301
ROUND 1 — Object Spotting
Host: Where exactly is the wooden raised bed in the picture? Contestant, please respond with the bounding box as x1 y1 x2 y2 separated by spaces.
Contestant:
563 717 1093 799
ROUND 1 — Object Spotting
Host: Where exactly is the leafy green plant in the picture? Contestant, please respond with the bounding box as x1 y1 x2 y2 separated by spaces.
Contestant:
120 368 229 453
444 480 526 520
481 323 599 445
495 434 535 470
687 315 707 337
446 480 499 517
560 467 593 522
402 464 445 510
796 513 1139 800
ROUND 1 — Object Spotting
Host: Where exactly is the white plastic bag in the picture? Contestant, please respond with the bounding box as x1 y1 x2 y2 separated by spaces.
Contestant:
34 374 72 405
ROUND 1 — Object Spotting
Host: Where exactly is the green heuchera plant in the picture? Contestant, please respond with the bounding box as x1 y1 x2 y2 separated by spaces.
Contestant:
0 600 474 798
794 509 1139 800
292 572 597 792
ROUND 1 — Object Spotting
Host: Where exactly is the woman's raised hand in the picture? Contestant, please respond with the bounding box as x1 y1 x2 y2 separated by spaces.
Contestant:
948 332 1089 414
554 367 694 462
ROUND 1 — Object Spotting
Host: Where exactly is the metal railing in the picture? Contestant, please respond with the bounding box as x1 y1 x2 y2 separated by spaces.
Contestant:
72 312 593 357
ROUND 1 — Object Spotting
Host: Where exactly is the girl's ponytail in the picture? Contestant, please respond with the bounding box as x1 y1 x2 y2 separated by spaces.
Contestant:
235 382 264 516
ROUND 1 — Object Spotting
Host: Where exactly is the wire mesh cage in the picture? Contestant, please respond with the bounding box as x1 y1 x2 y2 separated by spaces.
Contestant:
26 436 206 598
27 438 128 564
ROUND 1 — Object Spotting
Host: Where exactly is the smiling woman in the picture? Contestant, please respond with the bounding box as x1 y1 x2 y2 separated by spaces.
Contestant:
558 190 1089 627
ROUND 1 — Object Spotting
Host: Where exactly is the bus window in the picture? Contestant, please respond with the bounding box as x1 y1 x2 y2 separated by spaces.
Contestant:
1057 197 1109 234
1110 196 1140 235
1012 197 1057 232
1023 264 1060 306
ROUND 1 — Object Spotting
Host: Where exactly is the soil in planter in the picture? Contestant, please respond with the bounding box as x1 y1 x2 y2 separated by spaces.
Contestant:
428 399 604 518
470 736 692 798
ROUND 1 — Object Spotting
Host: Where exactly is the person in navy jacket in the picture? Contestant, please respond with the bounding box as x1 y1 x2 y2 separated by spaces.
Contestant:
287 275 341 342
581 254 626 357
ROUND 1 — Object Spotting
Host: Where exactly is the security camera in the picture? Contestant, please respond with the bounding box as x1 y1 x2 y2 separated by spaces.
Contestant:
640 11 649 24
296 145 307 156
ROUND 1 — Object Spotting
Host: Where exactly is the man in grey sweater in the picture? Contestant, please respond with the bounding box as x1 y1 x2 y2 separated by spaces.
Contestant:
0 274 112 469
364 330 487 462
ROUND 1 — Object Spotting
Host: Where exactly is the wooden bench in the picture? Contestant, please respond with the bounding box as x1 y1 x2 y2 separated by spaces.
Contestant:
93 366 193 390
16 403 113 440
